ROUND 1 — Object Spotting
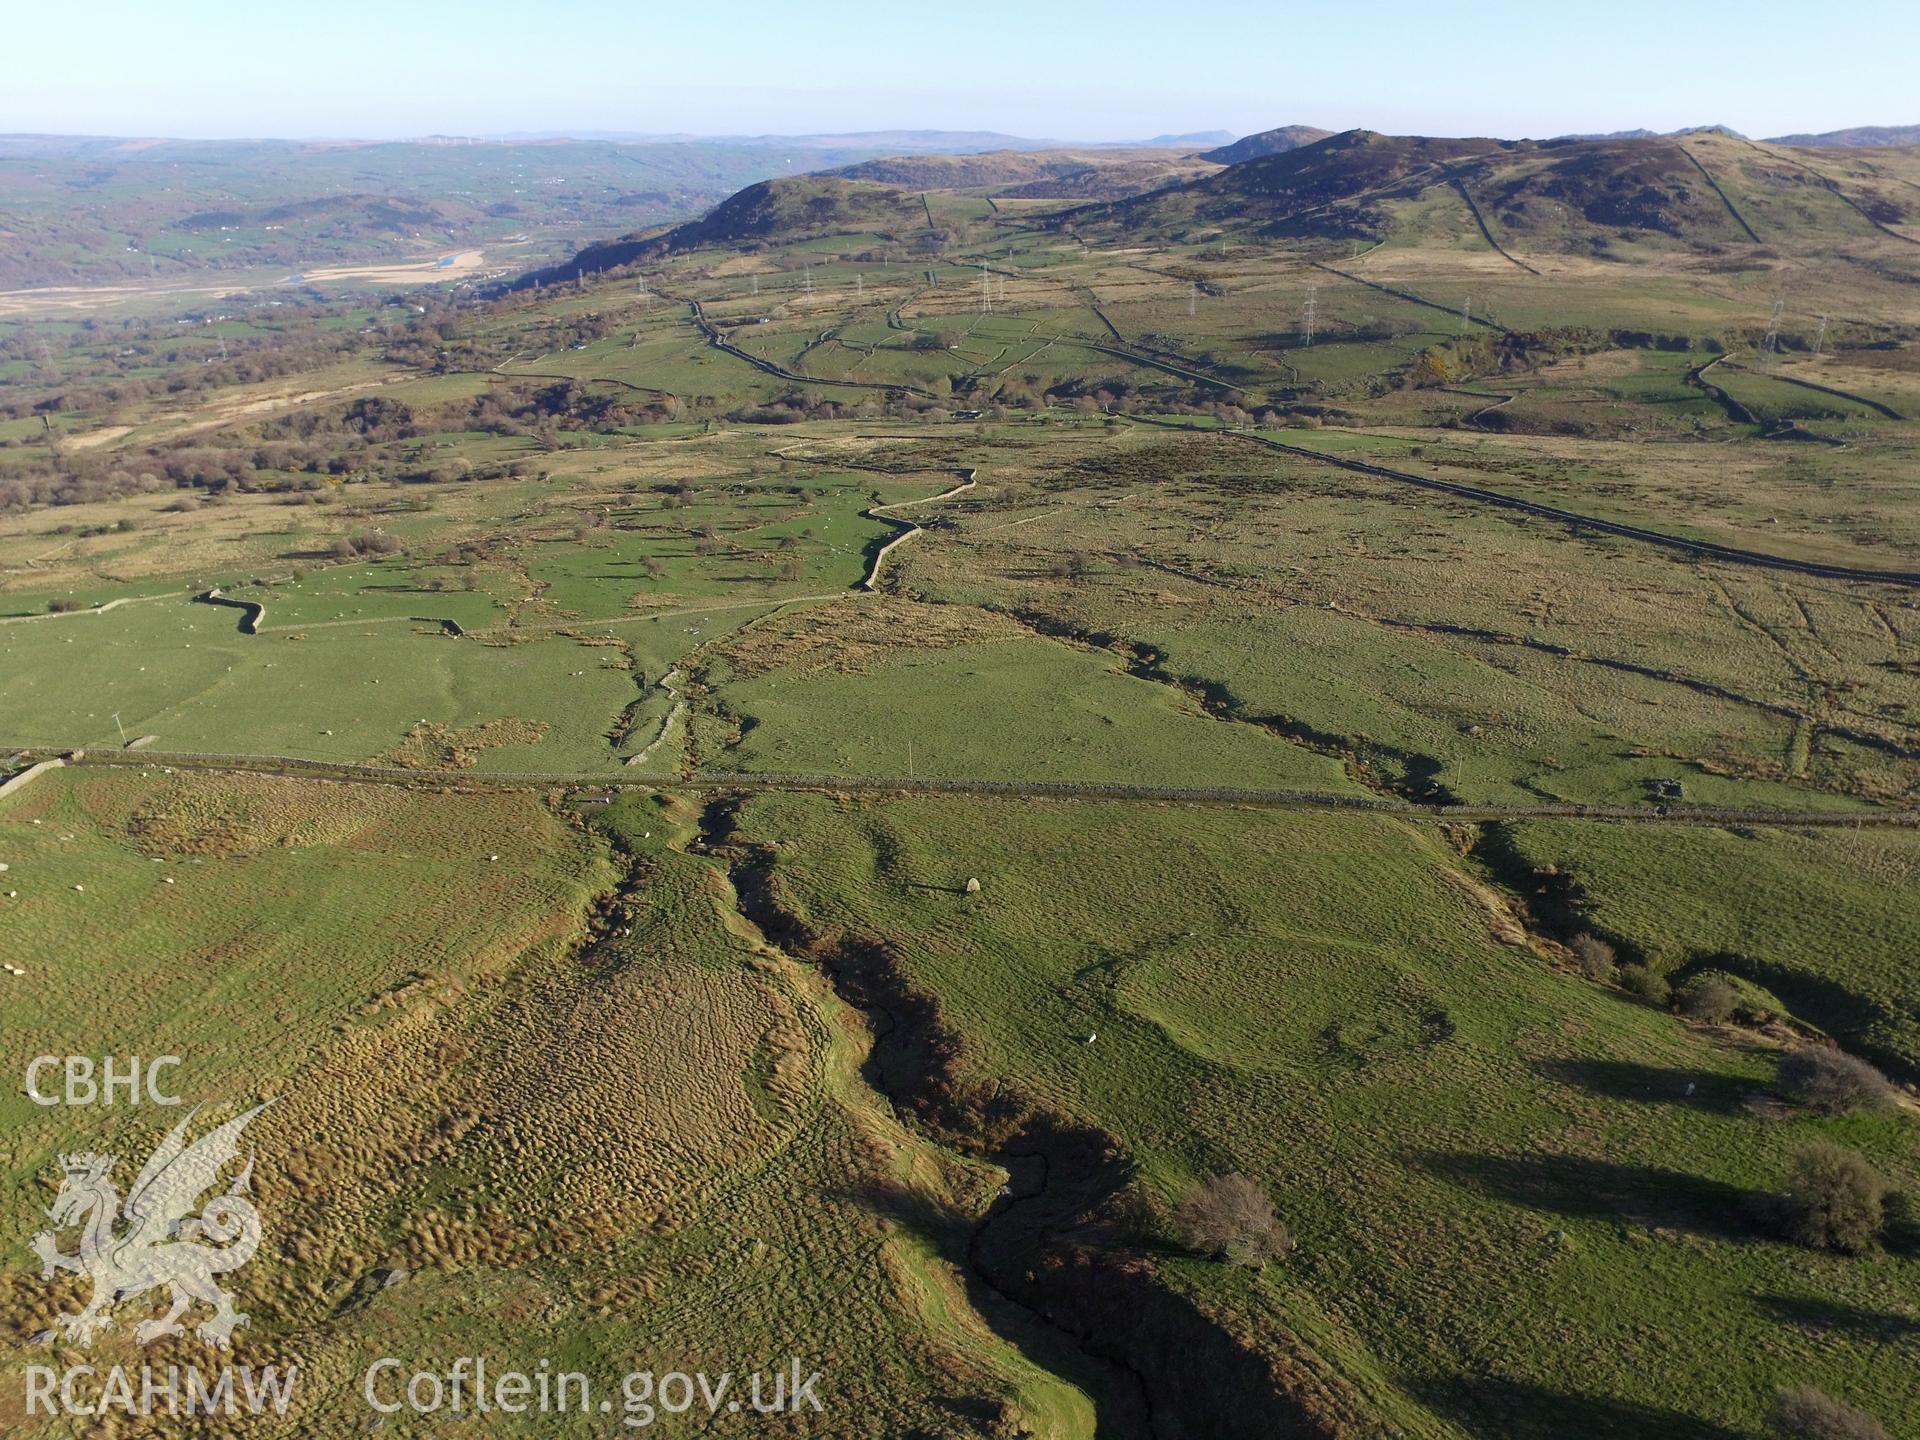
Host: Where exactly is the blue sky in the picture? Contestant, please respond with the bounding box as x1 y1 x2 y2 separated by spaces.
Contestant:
6 0 1916 142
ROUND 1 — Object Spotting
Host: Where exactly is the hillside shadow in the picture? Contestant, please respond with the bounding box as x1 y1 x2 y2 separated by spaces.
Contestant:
834 1173 976 1248
1414 1375 1747 1440
1707 952 1914 1086
1536 1058 1752 1116
1756 1292 1920 1340
832 1172 1153 1440
1415 1150 1760 1241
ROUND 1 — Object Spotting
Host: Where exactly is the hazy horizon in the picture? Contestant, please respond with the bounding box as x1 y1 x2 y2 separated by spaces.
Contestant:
8 120 1918 149
5 0 1916 147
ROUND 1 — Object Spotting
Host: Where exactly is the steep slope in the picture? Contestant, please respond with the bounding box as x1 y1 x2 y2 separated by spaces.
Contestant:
514 126 1920 292
1071 128 1877 255
997 155 1220 200
824 148 1217 199
825 151 1074 188
1199 124 1335 165
514 176 932 286
1084 130 1518 243
657 176 929 247
1479 134 1755 241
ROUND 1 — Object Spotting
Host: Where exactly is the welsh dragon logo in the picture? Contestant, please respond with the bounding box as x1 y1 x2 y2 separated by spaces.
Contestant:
30 1103 269 1349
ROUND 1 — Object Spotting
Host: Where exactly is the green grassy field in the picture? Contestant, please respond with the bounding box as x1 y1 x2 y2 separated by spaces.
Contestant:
699 625 1366 788
737 790 1920 1440
1499 819 1920 1077
3 127 1919 1439
0 769 1102 1437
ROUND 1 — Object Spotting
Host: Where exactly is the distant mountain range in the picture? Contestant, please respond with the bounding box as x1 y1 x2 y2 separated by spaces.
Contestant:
1553 123 1920 149
9 116 1917 291
14 122 1915 154
454 128 1040 151
481 128 1235 152
465 122 1920 154
1129 131 1236 149
1554 125 1746 141
0 133 926 289
1768 124 1920 148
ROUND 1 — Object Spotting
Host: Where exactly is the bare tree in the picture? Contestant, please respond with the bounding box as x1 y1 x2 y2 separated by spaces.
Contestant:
1778 1048 1895 1116
1174 1174 1296 1267
1569 934 1617 983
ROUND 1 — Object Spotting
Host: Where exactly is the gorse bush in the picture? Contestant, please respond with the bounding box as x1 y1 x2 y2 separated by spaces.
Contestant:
1618 963 1669 1005
1675 974 1740 1023
1782 1143 1888 1254
327 531 405 560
